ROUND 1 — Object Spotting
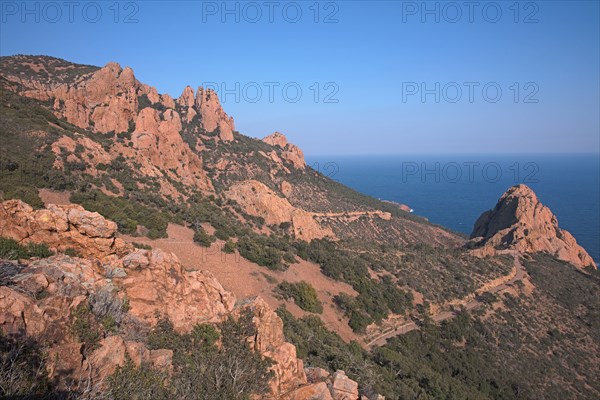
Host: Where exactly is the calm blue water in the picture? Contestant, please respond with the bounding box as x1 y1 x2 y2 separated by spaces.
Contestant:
306 154 600 265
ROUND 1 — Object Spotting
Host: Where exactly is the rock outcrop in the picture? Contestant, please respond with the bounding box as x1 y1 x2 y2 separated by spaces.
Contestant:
263 132 306 169
2 60 245 193
195 87 236 141
285 368 364 400
468 185 596 269
236 297 307 395
226 180 335 241
6 60 235 143
330 370 360 400
0 200 365 398
0 199 131 259
130 106 213 190
119 249 235 330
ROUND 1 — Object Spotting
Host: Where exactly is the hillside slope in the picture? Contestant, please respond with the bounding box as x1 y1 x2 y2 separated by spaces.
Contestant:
0 55 598 399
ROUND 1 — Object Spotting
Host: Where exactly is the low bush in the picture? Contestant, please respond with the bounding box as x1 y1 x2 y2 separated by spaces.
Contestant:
0 333 53 398
0 237 54 260
276 281 323 314
193 227 215 247
237 235 286 271
71 301 101 355
223 239 236 254
107 357 171 400
125 312 273 399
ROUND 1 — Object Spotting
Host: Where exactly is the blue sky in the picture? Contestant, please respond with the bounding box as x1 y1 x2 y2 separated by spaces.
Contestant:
1 0 599 155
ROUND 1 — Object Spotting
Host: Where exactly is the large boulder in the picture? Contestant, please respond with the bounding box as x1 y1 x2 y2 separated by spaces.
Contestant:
119 249 236 331
0 200 131 259
330 370 360 400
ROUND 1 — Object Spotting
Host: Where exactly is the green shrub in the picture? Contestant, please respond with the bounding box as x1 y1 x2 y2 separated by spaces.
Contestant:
0 186 44 209
108 357 171 400
0 333 53 398
142 312 273 398
71 301 101 355
276 281 323 314
132 242 152 250
64 248 81 257
294 239 416 331
0 237 54 260
261 272 278 284
283 250 297 264
223 239 236 254
193 227 215 247
237 235 285 271
25 242 54 258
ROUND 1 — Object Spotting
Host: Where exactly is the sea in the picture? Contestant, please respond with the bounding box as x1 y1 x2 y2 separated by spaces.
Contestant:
306 154 600 266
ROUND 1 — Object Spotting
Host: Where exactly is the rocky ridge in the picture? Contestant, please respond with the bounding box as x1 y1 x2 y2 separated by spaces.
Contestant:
1 57 239 195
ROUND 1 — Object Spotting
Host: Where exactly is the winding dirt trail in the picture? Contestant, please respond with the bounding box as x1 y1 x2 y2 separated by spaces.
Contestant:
365 251 526 349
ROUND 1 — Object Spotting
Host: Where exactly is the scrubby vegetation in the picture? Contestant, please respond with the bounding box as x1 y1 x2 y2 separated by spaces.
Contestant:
109 311 274 399
237 235 288 271
0 312 274 400
0 333 53 398
278 253 600 399
0 87 76 208
293 239 413 332
0 237 54 260
276 281 323 313
192 226 215 247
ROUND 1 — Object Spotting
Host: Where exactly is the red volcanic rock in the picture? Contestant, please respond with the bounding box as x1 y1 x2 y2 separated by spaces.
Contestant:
46 343 86 388
3 61 245 193
131 107 212 190
89 336 127 379
236 297 307 395
225 180 335 241
119 249 236 331
0 200 131 259
305 367 331 383
281 180 293 197
0 199 377 399
150 348 174 369
263 131 290 148
0 286 45 336
262 132 306 169
286 382 334 400
469 184 596 269
125 341 152 367
177 85 198 122
78 62 139 133
195 87 235 142
330 370 360 400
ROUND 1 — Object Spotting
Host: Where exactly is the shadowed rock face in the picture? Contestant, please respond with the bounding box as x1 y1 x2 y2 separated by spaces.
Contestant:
469 184 595 269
